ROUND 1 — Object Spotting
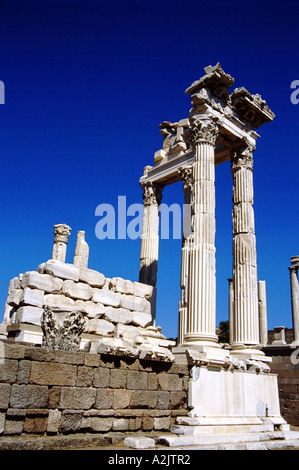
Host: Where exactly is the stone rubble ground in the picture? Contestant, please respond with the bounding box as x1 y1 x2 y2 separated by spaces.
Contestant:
1 429 299 451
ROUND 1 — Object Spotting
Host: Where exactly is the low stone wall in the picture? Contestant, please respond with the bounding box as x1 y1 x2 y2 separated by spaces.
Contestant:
264 345 299 426
0 340 189 437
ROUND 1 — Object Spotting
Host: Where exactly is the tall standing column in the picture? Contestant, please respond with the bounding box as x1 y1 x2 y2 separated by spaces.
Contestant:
231 146 260 349
183 116 219 346
139 181 163 324
178 166 193 345
289 264 299 345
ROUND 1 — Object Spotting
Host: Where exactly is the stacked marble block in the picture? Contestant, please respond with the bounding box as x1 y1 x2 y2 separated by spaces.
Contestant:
4 259 175 362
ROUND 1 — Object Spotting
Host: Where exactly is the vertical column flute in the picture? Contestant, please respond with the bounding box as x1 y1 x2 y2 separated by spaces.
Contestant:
183 116 219 346
231 145 260 350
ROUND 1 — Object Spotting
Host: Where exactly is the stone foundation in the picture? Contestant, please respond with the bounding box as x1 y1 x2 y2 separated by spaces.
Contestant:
0 340 189 437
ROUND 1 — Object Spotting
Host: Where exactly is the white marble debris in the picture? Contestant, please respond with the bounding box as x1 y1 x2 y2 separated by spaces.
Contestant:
119 294 151 314
38 259 80 282
43 294 76 312
78 267 106 287
21 271 63 293
61 280 93 301
15 306 44 325
20 287 44 308
124 437 155 449
92 288 121 307
73 230 89 269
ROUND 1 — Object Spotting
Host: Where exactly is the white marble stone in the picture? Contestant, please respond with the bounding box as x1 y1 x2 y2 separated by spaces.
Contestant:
79 267 106 287
21 271 63 293
7 289 23 307
124 437 155 449
20 287 44 308
103 306 132 324
109 277 134 295
87 318 115 335
133 281 153 299
92 288 121 307
38 259 80 282
61 279 93 301
119 294 151 314
15 306 44 325
131 311 152 328
43 293 76 312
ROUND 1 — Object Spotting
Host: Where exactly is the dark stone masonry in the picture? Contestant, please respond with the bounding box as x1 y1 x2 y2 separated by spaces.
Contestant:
0 340 190 437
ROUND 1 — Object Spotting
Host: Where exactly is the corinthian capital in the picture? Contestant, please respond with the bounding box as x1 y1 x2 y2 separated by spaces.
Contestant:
231 144 255 173
189 116 219 145
141 181 163 206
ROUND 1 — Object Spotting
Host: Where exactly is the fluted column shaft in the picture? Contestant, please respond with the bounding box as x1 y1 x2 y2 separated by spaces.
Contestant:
289 266 299 345
231 147 260 347
139 182 163 287
183 117 219 346
178 167 192 345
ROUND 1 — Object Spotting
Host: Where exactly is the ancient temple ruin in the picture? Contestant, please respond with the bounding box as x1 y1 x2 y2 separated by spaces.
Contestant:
1 64 299 449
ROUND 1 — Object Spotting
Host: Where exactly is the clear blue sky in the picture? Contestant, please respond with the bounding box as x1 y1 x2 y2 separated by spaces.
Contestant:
0 0 298 340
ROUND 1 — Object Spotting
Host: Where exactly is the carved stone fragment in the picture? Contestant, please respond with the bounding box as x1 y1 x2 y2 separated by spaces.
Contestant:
41 305 85 351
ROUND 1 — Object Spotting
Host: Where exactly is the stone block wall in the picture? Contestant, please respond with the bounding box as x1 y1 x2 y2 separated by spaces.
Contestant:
0 340 189 436
265 346 299 426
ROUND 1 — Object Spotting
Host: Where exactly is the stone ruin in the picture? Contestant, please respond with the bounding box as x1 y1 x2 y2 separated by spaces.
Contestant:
2 223 175 362
1 64 299 449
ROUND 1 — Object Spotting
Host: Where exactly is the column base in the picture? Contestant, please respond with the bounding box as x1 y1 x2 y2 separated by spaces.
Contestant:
181 333 219 348
230 342 271 362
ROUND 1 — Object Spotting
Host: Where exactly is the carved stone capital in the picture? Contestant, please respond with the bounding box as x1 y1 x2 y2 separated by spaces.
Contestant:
231 145 255 173
53 224 71 244
179 166 193 193
141 181 163 206
189 116 219 145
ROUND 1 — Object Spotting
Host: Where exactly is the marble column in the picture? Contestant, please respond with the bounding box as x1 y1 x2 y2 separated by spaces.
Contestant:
178 166 193 345
231 146 260 349
289 264 299 345
258 280 268 346
228 278 234 345
139 181 163 324
73 231 89 268
183 116 219 346
52 224 71 263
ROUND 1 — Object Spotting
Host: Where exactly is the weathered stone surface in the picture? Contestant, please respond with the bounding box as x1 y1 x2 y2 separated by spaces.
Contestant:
103 306 132 324
30 361 77 386
47 409 61 433
109 277 134 295
124 437 155 449
74 300 105 317
119 294 151 314
92 288 121 307
43 294 76 312
0 360 18 383
95 388 114 409
133 282 153 300
20 287 44 308
87 318 115 335
0 384 11 408
21 271 63 293
79 267 105 288
61 280 92 301
131 311 152 327
93 367 110 388
130 390 157 409
38 260 80 282
81 416 113 432
7 289 23 307
24 410 48 434
60 410 82 432
59 387 96 409
127 370 147 390
10 384 49 408
113 389 131 409
15 306 44 325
